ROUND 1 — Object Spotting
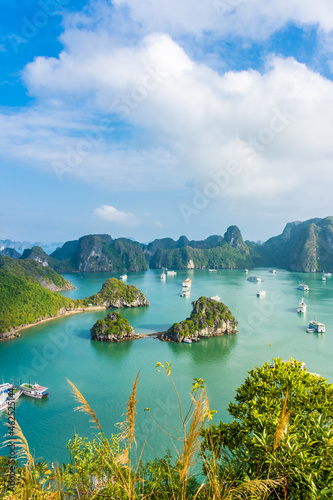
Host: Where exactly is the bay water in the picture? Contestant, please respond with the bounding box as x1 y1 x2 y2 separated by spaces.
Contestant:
1 268 333 465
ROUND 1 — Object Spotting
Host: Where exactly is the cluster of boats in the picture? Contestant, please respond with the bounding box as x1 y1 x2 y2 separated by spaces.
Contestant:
0 382 49 411
296 278 327 333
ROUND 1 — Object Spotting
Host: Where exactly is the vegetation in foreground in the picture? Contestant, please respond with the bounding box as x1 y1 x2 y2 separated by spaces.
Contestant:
1 358 332 499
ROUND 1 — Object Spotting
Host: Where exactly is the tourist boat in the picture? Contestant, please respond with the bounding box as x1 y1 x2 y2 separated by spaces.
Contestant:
247 276 261 282
0 386 22 411
269 269 277 274
209 269 217 272
256 290 266 297
199 334 209 339
244 269 249 273
180 289 190 297
306 321 325 333
297 298 307 313
182 278 191 288
322 276 326 281
191 337 200 342
183 338 192 344
209 295 221 302
167 270 177 276
298 283 309 291
0 383 12 397
20 383 49 398
120 274 127 280
0 393 8 412
323 272 331 277
160 272 166 280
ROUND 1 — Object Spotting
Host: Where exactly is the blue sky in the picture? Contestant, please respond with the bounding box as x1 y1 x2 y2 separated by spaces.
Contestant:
1 0 333 245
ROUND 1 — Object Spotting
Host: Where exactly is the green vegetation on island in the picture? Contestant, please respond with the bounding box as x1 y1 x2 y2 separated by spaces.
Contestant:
91 311 135 341
0 263 75 335
0 261 148 336
161 296 237 341
78 277 149 308
1 358 332 499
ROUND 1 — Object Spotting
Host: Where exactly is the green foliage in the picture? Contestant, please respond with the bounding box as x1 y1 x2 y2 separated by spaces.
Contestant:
92 312 133 337
167 296 237 339
0 265 74 333
80 277 147 307
202 357 333 499
150 242 253 270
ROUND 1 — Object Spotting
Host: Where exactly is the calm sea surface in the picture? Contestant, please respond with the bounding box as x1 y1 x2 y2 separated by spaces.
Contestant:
1 268 333 464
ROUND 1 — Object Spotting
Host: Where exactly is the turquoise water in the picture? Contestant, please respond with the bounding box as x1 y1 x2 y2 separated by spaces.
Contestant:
1 268 333 465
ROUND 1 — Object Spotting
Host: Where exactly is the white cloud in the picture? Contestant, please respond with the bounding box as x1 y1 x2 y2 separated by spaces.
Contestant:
2 6 333 212
112 0 333 39
94 205 140 226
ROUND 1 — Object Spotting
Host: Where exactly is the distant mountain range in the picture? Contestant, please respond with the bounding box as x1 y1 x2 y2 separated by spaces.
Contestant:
0 239 63 255
2 216 333 273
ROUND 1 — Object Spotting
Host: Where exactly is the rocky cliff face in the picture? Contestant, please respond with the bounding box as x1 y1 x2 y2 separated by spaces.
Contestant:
160 296 237 342
50 234 147 272
224 225 249 253
254 216 333 272
91 312 135 342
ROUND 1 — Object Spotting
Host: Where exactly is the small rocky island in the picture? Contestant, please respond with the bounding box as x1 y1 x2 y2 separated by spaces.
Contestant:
79 277 149 308
91 312 136 342
159 296 237 342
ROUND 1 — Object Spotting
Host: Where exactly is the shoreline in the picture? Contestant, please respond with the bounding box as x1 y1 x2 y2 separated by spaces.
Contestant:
0 306 107 340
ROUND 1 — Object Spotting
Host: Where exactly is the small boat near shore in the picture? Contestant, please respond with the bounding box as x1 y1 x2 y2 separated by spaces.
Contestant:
209 269 217 272
120 274 127 280
269 269 277 274
160 272 166 280
20 383 49 398
191 337 200 342
209 295 221 302
167 270 177 276
183 338 192 344
256 290 266 297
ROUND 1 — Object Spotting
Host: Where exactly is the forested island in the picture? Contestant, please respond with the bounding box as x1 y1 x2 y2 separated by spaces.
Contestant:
159 296 237 342
3 216 333 273
0 261 148 339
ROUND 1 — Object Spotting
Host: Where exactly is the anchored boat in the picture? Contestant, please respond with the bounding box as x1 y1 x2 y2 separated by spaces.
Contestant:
297 298 307 313
20 383 49 398
306 321 325 333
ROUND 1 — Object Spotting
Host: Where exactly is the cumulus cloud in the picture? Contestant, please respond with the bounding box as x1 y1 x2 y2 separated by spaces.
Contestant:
112 0 333 39
1 1 333 212
94 205 141 225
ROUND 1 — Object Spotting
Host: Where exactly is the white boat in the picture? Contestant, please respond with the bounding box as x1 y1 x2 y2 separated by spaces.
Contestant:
120 274 127 280
20 383 49 398
244 269 249 273
298 283 309 291
307 321 325 333
182 278 191 288
209 295 221 301
256 290 266 297
269 269 277 274
167 270 177 276
160 272 166 280
323 272 331 277
322 276 326 281
247 276 261 282
180 289 190 297
183 338 192 344
0 393 8 411
297 298 307 313
209 269 217 272
0 383 12 396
